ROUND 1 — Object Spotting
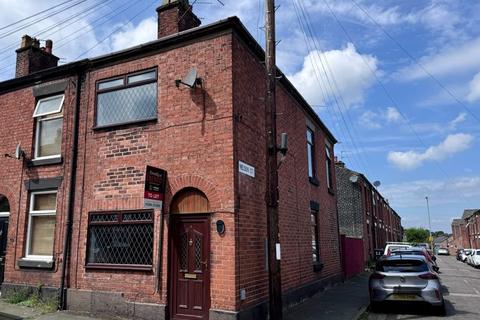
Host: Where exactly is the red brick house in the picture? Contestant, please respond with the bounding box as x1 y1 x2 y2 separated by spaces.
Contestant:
465 210 480 249
451 218 469 250
335 161 403 268
0 1 342 319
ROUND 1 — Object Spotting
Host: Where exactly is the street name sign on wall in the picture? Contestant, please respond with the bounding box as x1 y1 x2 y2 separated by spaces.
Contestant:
144 166 167 210
239 161 255 178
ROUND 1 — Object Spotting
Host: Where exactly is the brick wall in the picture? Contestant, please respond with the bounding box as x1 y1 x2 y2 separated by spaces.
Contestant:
0 77 77 288
232 34 342 311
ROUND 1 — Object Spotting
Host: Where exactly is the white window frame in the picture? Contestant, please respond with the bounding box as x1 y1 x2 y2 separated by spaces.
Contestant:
33 95 64 160
32 94 64 118
24 190 57 261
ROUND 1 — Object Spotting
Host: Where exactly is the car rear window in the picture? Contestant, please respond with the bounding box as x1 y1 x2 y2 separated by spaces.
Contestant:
376 259 428 273
391 251 423 256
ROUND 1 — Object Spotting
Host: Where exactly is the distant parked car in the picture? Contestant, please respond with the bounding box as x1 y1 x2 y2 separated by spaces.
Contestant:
369 255 445 315
390 247 439 272
470 250 480 268
456 249 464 261
467 249 477 266
437 248 449 255
461 249 473 263
384 242 412 256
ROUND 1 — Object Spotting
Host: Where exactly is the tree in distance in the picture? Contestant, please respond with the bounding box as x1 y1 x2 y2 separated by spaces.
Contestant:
405 227 430 244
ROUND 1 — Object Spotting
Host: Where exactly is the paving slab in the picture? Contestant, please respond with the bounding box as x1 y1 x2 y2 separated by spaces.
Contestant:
285 273 370 320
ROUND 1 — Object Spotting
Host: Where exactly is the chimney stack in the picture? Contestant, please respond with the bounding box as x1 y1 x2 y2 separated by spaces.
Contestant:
156 0 201 38
15 35 59 78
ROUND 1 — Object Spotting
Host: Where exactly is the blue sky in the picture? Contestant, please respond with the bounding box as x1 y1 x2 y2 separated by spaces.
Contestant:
0 0 479 232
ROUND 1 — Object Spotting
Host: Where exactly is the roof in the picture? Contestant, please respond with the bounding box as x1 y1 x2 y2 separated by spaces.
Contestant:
433 235 449 244
0 17 336 143
452 218 466 226
462 209 480 220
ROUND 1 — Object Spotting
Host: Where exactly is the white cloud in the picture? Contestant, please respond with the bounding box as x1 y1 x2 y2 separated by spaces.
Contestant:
110 18 157 52
358 107 402 129
382 176 480 208
449 112 467 130
359 110 382 129
385 107 402 123
467 72 480 102
288 43 378 107
396 37 480 82
387 133 474 170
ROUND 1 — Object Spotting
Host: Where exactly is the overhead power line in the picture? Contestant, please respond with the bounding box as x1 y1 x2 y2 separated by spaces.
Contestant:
292 0 373 177
0 0 89 39
350 0 480 124
0 0 78 31
322 0 454 181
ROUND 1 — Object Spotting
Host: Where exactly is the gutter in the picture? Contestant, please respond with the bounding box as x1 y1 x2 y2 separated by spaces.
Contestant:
59 68 83 309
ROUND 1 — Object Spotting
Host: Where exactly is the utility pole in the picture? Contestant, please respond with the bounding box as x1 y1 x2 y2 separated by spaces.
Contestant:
265 0 283 319
425 196 432 247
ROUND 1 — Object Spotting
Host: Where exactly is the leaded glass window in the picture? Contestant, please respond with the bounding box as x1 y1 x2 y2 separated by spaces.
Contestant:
96 69 157 127
86 210 154 270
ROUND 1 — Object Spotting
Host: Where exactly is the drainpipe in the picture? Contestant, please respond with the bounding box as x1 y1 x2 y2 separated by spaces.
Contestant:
59 70 82 310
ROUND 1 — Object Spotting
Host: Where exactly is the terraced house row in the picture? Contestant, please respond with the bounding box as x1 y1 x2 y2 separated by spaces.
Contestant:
0 1 349 319
451 209 480 251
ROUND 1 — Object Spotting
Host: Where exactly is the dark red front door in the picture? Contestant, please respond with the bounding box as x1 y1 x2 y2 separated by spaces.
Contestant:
170 215 210 320
0 217 8 285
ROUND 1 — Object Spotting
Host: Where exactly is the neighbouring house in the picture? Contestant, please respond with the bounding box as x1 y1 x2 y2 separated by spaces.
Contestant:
335 160 403 277
465 210 480 249
451 218 469 250
0 1 342 319
450 209 480 252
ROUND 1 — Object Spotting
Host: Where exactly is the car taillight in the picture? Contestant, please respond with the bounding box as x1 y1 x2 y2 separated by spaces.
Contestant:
419 273 438 280
370 273 385 280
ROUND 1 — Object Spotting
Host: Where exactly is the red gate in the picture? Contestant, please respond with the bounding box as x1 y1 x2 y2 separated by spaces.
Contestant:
341 235 365 279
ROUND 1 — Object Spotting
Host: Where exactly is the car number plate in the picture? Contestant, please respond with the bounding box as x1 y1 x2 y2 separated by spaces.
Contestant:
391 294 417 301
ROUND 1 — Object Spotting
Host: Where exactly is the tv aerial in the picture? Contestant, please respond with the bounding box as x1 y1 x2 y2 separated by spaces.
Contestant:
175 68 203 89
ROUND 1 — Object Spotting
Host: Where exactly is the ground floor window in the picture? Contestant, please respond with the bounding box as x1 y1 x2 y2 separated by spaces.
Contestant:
86 210 154 270
311 210 320 263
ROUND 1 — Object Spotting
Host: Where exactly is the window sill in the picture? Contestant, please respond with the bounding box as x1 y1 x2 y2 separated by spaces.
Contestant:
313 262 324 273
18 258 54 269
85 263 153 272
309 177 319 186
92 118 157 131
28 156 62 167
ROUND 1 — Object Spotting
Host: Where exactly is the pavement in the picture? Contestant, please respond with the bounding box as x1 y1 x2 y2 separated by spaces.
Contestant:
364 255 480 319
2 256 478 320
285 272 370 320
0 299 104 320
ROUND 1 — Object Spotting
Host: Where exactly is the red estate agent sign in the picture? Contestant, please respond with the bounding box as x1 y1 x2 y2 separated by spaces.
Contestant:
144 166 167 210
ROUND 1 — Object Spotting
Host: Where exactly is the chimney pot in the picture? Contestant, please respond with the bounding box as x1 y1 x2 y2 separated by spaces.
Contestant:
45 39 53 54
21 35 33 48
15 35 59 78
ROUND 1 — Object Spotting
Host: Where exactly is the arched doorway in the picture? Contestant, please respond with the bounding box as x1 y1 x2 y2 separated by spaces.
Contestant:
169 188 211 320
0 194 10 285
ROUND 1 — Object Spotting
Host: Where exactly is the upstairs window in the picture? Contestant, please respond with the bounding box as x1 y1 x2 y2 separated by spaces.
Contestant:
96 69 157 128
325 146 333 190
306 128 315 179
33 95 64 159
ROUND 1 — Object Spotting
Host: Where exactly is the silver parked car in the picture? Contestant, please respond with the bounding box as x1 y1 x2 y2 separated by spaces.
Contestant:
369 255 445 315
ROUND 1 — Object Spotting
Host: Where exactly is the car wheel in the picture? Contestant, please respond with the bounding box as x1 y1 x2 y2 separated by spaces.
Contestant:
370 301 381 313
433 302 446 316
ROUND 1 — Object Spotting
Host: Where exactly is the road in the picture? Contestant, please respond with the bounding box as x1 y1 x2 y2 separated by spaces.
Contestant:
366 255 480 319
